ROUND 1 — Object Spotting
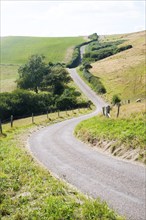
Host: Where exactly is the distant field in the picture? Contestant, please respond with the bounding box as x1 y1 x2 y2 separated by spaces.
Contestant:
91 31 146 101
0 36 85 92
1 36 85 65
0 65 19 92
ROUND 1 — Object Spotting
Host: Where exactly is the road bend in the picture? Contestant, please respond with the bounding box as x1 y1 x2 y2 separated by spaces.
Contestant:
29 68 146 220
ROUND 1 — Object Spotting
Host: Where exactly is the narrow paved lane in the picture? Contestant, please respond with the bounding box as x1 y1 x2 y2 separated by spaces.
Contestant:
29 68 146 220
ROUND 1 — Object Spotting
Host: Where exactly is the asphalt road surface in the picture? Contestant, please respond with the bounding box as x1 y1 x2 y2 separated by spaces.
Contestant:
29 68 146 220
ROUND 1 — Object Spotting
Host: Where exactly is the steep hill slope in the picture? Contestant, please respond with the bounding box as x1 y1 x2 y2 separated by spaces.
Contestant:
90 30 145 101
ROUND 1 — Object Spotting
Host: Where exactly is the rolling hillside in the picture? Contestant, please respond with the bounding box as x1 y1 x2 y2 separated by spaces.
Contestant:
0 36 85 92
75 30 146 164
90 30 145 101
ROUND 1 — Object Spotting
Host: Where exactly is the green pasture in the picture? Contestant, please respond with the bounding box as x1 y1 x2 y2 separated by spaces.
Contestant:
1 36 85 65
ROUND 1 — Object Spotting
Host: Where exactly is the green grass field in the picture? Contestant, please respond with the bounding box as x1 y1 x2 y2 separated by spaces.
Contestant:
0 65 19 92
0 36 85 92
0 111 123 220
1 36 85 65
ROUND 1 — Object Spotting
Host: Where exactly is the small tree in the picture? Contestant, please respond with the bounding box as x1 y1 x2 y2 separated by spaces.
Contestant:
88 33 99 41
42 66 71 95
17 55 46 93
112 95 121 105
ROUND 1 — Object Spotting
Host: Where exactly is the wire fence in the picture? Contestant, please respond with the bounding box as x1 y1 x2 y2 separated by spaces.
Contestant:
0 107 89 134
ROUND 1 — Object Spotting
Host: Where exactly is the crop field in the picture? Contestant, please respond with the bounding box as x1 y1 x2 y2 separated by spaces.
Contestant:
90 31 145 101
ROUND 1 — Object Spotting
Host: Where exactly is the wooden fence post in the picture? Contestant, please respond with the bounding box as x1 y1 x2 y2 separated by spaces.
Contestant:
102 107 105 116
117 103 121 118
106 105 111 118
0 119 2 134
11 115 13 127
47 111 49 119
58 110 60 117
32 113 34 123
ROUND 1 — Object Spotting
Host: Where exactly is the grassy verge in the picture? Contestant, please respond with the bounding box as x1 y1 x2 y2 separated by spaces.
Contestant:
2 109 91 132
75 103 146 164
0 110 123 219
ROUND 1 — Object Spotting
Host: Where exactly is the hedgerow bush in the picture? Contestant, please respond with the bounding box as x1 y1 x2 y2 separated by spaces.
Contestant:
0 89 88 121
66 40 96 68
83 69 106 94
83 39 132 63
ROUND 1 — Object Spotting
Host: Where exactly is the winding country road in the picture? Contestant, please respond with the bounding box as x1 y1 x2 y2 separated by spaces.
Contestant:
29 56 146 219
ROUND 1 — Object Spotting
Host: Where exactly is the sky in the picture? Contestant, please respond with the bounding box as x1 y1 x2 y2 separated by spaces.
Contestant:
1 0 145 37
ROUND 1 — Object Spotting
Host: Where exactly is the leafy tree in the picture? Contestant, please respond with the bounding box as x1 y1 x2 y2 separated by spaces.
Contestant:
55 88 80 110
17 55 46 93
42 66 71 95
88 33 99 41
17 55 71 95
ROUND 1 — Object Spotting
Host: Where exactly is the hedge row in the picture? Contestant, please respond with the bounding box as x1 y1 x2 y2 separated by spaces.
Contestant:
83 69 106 94
83 44 132 63
66 40 96 68
0 89 88 121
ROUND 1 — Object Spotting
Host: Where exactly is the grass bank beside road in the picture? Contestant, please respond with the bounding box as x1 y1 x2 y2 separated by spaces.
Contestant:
0 110 123 220
75 102 146 164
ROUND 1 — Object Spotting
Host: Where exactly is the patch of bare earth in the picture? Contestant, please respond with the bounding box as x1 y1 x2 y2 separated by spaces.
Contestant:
85 138 146 165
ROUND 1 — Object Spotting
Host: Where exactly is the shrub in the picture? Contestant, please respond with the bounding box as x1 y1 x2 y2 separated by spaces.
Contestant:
0 90 53 121
66 40 95 68
66 47 81 68
83 69 106 94
115 45 132 53
112 95 121 105
83 40 131 64
0 88 88 121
